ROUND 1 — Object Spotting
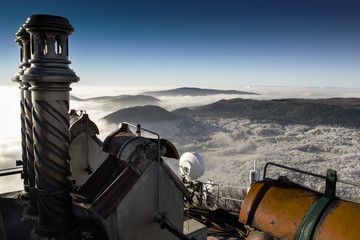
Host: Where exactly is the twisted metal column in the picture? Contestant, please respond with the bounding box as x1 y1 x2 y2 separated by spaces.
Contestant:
32 90 74 234
12 26 30 197
23 81 37 214
21 14 79 236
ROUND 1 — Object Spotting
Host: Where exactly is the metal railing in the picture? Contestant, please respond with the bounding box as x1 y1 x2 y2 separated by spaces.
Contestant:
202 182 246 210
263 162 360 188
0 167 22 177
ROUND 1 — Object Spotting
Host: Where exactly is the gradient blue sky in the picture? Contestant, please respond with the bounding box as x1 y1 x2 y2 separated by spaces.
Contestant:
0 0 359 88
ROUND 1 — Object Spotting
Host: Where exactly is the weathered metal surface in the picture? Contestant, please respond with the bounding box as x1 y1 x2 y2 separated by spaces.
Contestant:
118 137 159 175
239 173 360 240
85 123 185 220
103 123 179 160
314 199 360 240
69 112 100 139
20 14 79 236
297 169 337 240
239 181 270 225
78 154 125 202
92 166 140 218
78 123 139 203
102 123 137 157
150 138 179 159
239 180 320 240
245 231 273 240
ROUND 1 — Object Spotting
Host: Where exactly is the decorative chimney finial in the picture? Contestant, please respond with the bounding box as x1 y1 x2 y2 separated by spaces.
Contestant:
21 14 79 236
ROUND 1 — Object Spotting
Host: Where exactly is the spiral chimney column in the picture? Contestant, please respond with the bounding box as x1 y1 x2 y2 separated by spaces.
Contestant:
21 14 79 236
16 25 39 214
12 26 30 198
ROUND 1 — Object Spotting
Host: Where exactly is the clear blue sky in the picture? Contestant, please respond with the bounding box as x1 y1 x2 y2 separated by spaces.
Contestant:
0 0 359 88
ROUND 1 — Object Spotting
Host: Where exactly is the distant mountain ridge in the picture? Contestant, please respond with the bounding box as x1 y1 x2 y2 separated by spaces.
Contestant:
102 105 182 124
71 94 159 103
173 98 360 128
143 87 259 96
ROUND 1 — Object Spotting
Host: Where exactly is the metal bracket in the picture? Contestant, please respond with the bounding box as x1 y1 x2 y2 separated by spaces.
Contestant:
298 169 337 240
324 169 337 199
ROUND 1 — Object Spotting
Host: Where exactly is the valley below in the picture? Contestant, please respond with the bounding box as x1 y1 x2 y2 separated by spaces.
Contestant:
76 87 360 203
2 86 360 202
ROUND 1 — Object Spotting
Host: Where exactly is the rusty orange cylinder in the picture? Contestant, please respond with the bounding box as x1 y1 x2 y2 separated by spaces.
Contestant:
239 180 360 240
314 199 360 240
246 231 273 240
239 180 321 240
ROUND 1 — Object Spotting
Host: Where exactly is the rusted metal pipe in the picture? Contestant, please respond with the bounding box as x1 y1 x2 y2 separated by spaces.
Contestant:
240 177 360 240
21 14 79 236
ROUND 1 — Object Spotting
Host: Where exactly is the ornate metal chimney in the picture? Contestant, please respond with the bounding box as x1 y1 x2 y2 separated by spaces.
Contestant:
21 14 79 236
12 26 30 199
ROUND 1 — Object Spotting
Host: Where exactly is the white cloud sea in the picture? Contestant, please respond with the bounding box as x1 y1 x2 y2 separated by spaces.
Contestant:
1 85 360 203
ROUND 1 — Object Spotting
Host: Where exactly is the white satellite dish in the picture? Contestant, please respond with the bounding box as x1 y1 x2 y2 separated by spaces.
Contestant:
179 152 205 181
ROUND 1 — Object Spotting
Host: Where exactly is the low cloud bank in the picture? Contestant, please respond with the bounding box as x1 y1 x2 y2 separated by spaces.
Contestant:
1 86 360 202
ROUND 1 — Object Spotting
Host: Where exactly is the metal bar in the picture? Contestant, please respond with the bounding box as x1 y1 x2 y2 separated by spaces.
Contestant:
155 213 195 240
204 182 247 190
263 162 360 189
0 167 22 177
263 162 326 180
217 183 220 208
219 184 247 189
338 179 360 188
202 182 245 207
220 197 244 202
0 167 22 171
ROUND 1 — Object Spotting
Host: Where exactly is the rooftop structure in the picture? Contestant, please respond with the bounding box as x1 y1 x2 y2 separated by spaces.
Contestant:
6 14 204 240
3 13 360 240
69 110 108 186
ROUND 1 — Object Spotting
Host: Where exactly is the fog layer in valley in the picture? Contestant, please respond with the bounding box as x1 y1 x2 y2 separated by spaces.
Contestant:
1 85 360 203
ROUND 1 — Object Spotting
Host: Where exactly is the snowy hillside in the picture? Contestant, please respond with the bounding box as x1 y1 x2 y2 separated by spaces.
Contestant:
101 114 360 203
2 86 360 203
174 98 360 128
99 100 360 203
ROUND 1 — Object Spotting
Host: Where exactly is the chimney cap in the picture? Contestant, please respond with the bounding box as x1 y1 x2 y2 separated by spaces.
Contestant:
24 14 74 33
